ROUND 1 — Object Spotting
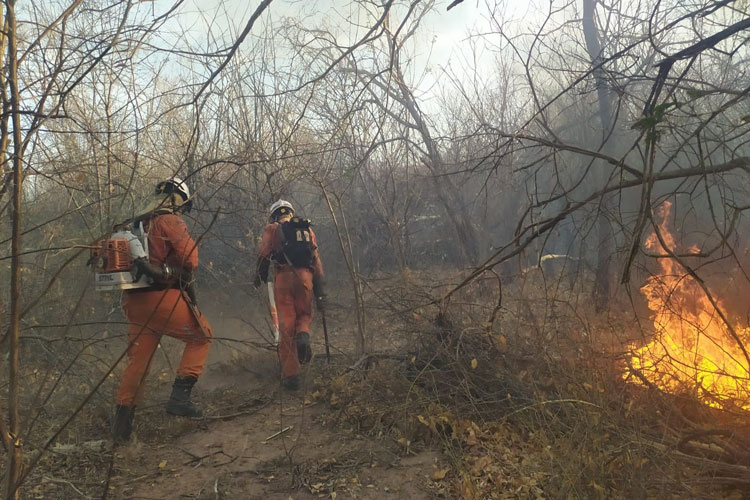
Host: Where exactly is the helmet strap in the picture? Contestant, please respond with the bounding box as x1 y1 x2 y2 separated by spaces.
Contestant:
153 194 180 213
170 193 185 210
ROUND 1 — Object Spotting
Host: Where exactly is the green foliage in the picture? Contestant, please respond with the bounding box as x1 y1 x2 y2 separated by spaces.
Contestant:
631 101 681 144
684 88 714 101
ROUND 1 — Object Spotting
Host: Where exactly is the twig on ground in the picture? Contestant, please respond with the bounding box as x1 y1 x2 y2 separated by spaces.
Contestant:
263 426 293 443
203 399 272 421
42 476 92 499
348 352 408 371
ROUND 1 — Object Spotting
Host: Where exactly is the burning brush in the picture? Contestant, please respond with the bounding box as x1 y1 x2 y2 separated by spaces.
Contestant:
625 201 750 410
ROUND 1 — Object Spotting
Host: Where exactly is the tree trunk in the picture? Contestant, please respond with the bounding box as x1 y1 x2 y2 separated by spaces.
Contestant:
0 4 11 465
320 182 366 355
582 0 615 311
388 38 480 266
6 0 24 496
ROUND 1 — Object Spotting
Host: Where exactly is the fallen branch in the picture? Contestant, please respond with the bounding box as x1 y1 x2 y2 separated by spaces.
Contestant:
677 429 750 464
348 352 409 371
203 398 271 421
50 439 109 455
263 426 292 443
644 438 750 476
42 476 92 499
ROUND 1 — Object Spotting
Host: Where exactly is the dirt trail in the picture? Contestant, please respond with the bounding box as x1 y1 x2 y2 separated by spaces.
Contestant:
109 373 440 500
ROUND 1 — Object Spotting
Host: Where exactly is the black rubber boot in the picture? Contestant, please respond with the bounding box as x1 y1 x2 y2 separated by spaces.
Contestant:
296 332 312 364
113 405 135 444
282 374 301 391
165 376 203 418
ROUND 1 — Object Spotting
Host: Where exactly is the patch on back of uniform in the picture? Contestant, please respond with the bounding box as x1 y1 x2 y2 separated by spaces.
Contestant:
278 217 315 268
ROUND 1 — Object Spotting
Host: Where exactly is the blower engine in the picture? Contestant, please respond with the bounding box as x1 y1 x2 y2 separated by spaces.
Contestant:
91 222 152 291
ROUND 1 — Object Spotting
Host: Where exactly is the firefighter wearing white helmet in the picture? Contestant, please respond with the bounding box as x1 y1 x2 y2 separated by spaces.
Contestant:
155 176 193 212
269 199 294 221
255 198 326 391
112 176 212 443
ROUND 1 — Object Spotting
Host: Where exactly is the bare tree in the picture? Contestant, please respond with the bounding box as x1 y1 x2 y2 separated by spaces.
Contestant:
582 0 617 311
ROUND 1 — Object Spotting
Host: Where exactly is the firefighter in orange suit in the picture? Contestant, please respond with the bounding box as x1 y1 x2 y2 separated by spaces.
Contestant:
113 177 213 443
254 200 325 391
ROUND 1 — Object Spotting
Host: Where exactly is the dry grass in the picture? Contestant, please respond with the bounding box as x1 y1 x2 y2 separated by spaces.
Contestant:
309 268 750 499
5 267 750 499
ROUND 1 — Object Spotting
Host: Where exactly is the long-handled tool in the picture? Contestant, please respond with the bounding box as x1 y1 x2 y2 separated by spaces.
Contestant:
180 289 212 339
267 281 280 346
321 308 331 364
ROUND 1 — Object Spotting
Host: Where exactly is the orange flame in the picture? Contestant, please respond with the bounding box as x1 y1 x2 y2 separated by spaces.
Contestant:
626 201 750 409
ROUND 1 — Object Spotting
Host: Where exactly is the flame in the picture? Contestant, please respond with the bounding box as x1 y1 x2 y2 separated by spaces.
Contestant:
626 201 750 410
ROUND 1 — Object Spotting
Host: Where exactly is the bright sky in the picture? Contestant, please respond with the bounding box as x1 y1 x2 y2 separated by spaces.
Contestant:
171 0 533 94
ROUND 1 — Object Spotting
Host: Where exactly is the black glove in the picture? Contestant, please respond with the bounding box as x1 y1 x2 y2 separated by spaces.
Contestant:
133 257 168 282
255 257 270 289
313 275 326 312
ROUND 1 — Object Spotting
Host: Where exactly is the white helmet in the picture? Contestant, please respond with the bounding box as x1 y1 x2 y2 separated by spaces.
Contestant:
156 176 192 211
269 199 294 219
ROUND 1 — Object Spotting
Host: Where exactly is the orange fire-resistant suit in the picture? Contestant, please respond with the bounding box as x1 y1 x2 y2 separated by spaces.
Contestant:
115 212 213 406
257 221 324 378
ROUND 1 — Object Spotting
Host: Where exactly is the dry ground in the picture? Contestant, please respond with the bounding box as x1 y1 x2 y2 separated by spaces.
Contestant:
24 349 446 500
13 267 750 499
112 374 442 500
